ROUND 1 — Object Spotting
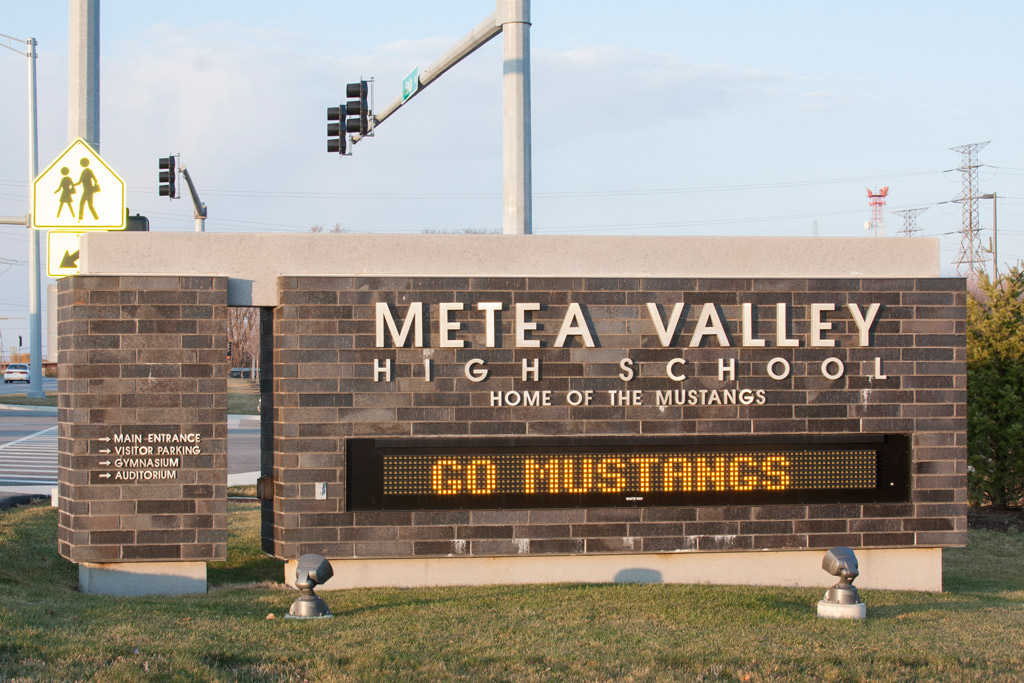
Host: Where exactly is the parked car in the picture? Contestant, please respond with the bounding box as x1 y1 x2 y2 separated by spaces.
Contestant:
3 363 29 383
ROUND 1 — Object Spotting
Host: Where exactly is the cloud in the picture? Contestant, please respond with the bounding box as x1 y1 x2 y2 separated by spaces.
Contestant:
534 44 851 122
796 90 854 111
89 23 505 233
62 24 860 237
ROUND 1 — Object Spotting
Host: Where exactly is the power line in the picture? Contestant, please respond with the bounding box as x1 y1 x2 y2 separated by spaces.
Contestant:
0 168 955 201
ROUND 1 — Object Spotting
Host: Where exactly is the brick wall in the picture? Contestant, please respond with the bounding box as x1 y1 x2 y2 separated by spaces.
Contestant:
57 275 229 563
262 276 967 560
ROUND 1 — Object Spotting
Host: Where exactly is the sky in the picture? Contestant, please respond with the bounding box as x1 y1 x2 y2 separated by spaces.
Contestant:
0 1 1022 359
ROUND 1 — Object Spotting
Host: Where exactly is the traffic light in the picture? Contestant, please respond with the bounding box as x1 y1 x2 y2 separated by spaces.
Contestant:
327 106 346 154
125 212 150 231
158 156 176 197
345 81 369 136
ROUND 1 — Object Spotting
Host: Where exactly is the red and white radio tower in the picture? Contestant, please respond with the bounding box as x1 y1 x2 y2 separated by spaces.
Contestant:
866 187 889 237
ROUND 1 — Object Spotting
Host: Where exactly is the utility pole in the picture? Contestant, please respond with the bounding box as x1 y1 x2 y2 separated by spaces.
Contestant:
26 35 42 398
25 34 44 397
0 32 44 397
981 193 998 280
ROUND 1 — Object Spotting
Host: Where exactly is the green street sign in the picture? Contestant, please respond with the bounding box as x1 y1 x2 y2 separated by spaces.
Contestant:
402 67 419 103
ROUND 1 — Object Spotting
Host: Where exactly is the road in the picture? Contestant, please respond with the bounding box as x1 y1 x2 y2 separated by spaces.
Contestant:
0 407 262 496
0 408 57 446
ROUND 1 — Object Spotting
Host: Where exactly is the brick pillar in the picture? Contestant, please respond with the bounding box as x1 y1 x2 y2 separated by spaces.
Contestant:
57 276 229 566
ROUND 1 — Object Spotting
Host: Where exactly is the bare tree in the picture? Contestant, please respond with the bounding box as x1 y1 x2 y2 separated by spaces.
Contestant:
225 224 348 380
310 223 346 233
228 307 260 379
422 228 500 234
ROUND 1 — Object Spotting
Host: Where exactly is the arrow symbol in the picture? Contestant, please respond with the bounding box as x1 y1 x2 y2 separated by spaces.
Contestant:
99 448 110 454
98 437 110 442
98 473 111 479
60 249 80 269
99 460 111 466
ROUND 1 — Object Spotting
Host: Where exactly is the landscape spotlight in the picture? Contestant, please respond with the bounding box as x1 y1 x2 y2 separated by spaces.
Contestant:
287 553 334 619
816 546 866 620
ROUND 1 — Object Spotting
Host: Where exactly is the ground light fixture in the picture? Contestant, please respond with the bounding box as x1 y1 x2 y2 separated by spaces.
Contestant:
286 553 334 619
816 546 866 620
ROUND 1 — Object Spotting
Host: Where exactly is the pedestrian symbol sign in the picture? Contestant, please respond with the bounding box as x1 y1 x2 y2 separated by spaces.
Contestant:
32 138 125 230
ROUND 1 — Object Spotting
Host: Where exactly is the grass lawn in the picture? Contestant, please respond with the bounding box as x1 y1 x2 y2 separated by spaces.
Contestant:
1 503 1022 681
0 393 56 408
226 392 259 415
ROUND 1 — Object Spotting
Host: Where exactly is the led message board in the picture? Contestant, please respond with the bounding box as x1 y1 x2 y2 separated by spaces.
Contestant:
347 435 910 510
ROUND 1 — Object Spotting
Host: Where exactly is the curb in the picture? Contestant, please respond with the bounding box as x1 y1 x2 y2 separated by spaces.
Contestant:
0 403 58 415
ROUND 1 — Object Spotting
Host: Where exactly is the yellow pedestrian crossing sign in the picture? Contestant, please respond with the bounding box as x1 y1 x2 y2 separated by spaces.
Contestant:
32 138 125 230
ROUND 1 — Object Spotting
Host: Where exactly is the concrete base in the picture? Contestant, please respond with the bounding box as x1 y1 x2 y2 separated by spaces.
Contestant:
79 561 207 596
817 600 867 620
286 547 943 593
80 233 941 307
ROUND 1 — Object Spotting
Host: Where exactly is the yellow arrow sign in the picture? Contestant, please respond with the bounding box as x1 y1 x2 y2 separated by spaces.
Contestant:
47 231 84 277
32 138 125 230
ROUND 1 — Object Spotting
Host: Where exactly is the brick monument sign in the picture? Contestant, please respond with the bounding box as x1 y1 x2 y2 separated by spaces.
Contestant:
57 275 228 594
59 234 965 594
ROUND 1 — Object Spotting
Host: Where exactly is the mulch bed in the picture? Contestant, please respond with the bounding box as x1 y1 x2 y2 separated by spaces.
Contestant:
969 506 1024 532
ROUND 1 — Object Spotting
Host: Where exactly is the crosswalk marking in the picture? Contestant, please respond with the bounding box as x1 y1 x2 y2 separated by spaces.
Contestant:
0 426 58 486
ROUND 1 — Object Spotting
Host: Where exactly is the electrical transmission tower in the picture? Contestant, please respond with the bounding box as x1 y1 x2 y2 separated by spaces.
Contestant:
893 207 928 237
951 141 989 278
866 187 889 237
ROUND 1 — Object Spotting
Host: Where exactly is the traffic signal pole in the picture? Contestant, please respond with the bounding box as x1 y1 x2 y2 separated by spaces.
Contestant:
368 12 502 125
351 0 532 235
180 166 208 233
499 0 531 235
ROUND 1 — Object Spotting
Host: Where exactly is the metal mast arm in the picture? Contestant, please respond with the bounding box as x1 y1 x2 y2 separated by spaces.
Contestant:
345 0 531 235
353 12 501 141
179 166 208 231
0 32 28 56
